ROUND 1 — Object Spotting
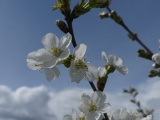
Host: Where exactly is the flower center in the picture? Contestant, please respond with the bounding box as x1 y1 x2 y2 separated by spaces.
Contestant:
51 47 63 57
75 59 86 70
79 116 85 120
88 100 97 112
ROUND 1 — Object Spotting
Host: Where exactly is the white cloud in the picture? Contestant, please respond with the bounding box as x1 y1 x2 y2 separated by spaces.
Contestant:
0 78 159 120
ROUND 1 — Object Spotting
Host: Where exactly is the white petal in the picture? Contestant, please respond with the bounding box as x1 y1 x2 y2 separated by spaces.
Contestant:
44 67 60 81
27 49 52 70
85 65 98 81
63 115 72 120
27 51 37 61
78 101 89 115
59 33 72 50
74 44 87 59
152 53 160 63
51 66 61 77
98 103 110 113
27 60 42 70
42 33 59 49
43 57 58 68
98 67 107 78
69 61 85 83
91 91 106 105
35 48 52 62
87 112 100 120
102 51 108 63
58 49 70 61
108 55 122 66
116 65 128 75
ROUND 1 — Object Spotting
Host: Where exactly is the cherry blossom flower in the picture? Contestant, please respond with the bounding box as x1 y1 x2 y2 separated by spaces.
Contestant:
78 91 110 120
152 53 160 64
63 109 86 120
109 108 152 120
69 44 98 83
27 48 60 81
42 32 72 68
102 51 128 75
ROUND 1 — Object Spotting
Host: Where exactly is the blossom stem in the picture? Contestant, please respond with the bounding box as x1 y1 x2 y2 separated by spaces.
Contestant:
65 16 98 92
106 6 153 58
65 15 109 120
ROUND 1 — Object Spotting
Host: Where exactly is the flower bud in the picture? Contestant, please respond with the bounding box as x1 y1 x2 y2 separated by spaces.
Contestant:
109 10 122 24
56 20 69 33
137 49 152 60
99 11 109 19
71 2 90 19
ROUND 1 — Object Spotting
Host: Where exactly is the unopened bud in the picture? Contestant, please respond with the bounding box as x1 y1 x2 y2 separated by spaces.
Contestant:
99 11 109 19
152 63 160 68
109 10 122 24
137 49 152 60
56 20 69 33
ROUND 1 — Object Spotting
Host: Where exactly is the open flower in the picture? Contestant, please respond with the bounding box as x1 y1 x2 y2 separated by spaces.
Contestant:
42 32 72 68
78 91 110 120
63 109 86 120
109 108 152 120
27 48 60 81
152 53 160 64
102 51 128 75
70 44 98 83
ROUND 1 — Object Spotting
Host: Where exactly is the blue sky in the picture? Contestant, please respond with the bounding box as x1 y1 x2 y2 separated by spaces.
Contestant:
0 0 160 119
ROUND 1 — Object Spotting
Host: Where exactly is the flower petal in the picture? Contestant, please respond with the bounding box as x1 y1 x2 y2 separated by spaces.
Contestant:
98 103 110 113
98 67 107 78
69 61 85 83
74 44 87 59
58 49 70 61
59 33 72 50
102 51 108 63
27 59 42 70
85 65 98 81
44 67 60 81
91 91 106 105
108 55 122 66
78 93 91 115
34 49 52 62
116 65 128 75
152 53 160 63
42 33 59 49
43 57 58 68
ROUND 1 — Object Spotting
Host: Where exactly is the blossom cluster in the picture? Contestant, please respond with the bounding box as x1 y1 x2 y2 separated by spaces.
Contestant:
27 33 128 83
63 91 152 120
27 33 152 120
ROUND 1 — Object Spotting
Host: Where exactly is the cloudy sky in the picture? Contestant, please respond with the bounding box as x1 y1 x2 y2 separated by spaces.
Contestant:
0 0 160 120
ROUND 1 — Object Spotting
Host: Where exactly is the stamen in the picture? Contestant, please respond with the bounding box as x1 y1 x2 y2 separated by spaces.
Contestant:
88 100 97 112
51 47 63 57
75 59 86 70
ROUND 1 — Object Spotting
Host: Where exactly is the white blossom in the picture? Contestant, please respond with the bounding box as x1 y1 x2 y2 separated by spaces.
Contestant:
42 32 72 67
102 51 128 75
109 108 152 120
27 48 60 81
70 44 98 83
63 109 86 120
78 91 110 120
152 53 160 64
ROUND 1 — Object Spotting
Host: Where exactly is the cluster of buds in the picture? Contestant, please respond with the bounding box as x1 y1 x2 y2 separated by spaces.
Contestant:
53 0 111 19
